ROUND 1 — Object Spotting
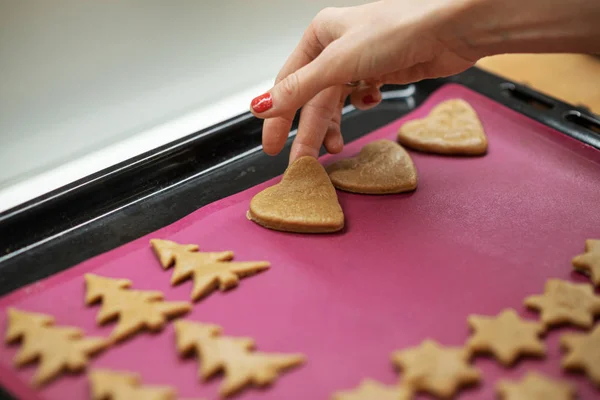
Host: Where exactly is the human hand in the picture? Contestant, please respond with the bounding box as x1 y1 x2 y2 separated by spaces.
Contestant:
249 0 480 164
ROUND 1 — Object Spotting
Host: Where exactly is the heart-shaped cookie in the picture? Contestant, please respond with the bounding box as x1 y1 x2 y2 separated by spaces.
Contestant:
326 139 418 194
247 156 344 233
397 99 488 156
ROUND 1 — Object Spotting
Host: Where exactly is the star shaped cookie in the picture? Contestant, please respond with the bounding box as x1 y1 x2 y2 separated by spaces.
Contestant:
467 308 546 366
572 239 600 287
561 325 600 387
391 339 481 399
524 279 600 329
496 371 576 399
331 379 411 400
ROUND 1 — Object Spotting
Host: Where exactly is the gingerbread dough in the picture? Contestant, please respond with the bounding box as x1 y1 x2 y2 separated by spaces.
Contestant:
331 379 411 400
496 371 576 400
248 156 344 233
5 308 107 386
572 239 600 287
391 339 481 399
174 320 305 397
89 369 180 400
150 239 270 301
85 274 191 342
149 239 202 269
326 139 418 194
397 99 488 156
467 308 546 366
524 279 600 329
561 325 600 387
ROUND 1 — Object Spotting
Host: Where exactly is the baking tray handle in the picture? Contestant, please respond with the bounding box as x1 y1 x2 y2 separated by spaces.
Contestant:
563 110 600 135
500 82 556 112
495 80 600 148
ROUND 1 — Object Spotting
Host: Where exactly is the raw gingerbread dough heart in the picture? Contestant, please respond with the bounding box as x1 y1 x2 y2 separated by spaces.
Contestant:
397 99 488 156
326 139 417 194
247 156 344 233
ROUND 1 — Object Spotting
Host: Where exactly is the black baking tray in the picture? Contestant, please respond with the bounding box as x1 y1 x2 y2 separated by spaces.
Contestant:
1 66 600 300
1 67 600 302
1 66 600 400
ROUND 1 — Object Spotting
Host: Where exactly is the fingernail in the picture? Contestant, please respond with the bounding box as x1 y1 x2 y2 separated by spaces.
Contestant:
251 93 273 113
363 95 377 105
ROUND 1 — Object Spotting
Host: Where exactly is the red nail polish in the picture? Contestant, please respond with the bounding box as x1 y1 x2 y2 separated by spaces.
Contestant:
363 95 377 105
251 93 273 113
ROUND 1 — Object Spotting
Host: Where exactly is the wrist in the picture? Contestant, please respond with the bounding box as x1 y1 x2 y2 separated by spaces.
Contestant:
440 0 600 58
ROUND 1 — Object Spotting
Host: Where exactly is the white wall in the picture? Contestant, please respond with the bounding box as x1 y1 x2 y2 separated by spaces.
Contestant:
0 0 369 200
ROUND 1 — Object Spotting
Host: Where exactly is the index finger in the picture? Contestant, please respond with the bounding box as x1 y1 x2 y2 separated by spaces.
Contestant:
261 22 325 155
275 7 343 84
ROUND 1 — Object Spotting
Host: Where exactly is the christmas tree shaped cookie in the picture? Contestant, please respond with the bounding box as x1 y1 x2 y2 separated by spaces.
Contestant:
174 320 305 397
85 274 191 342
150 239 202 269
5 308 108 386
89 369 207 400
150 239 270 301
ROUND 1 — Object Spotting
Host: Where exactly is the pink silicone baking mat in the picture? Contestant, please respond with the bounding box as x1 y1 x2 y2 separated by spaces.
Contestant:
1 83 600 400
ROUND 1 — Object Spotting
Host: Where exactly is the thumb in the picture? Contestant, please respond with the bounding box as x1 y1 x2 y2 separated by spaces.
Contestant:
249 46 344 119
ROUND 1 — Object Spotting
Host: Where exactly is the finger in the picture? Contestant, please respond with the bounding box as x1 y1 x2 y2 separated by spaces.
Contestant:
259 8 348 156
251 7 346 116
274 6 346 86
323 92 348 154
323 122 344 155
350 83 383 110
260 25 325 156
289 85 341 163
262 115 295 156
275 18 325 85
250 39 350 119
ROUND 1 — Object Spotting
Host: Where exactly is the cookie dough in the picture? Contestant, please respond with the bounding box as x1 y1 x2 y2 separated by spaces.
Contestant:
524 279 600 329
85 274 191 342
89 369 181 400
467 308 545 366
149 239 202 269
326 139 418 194
572 239 600 287
331 379 411 400
5 308 107 386
397 99 488 156
248 156 344 233
391 339 481 399
174 320 305 397
561 325 600 387
496 371 576 400
151 239 269 301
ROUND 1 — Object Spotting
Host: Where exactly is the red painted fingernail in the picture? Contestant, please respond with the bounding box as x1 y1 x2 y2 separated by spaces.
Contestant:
363 95 377 105
251 93 273 113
